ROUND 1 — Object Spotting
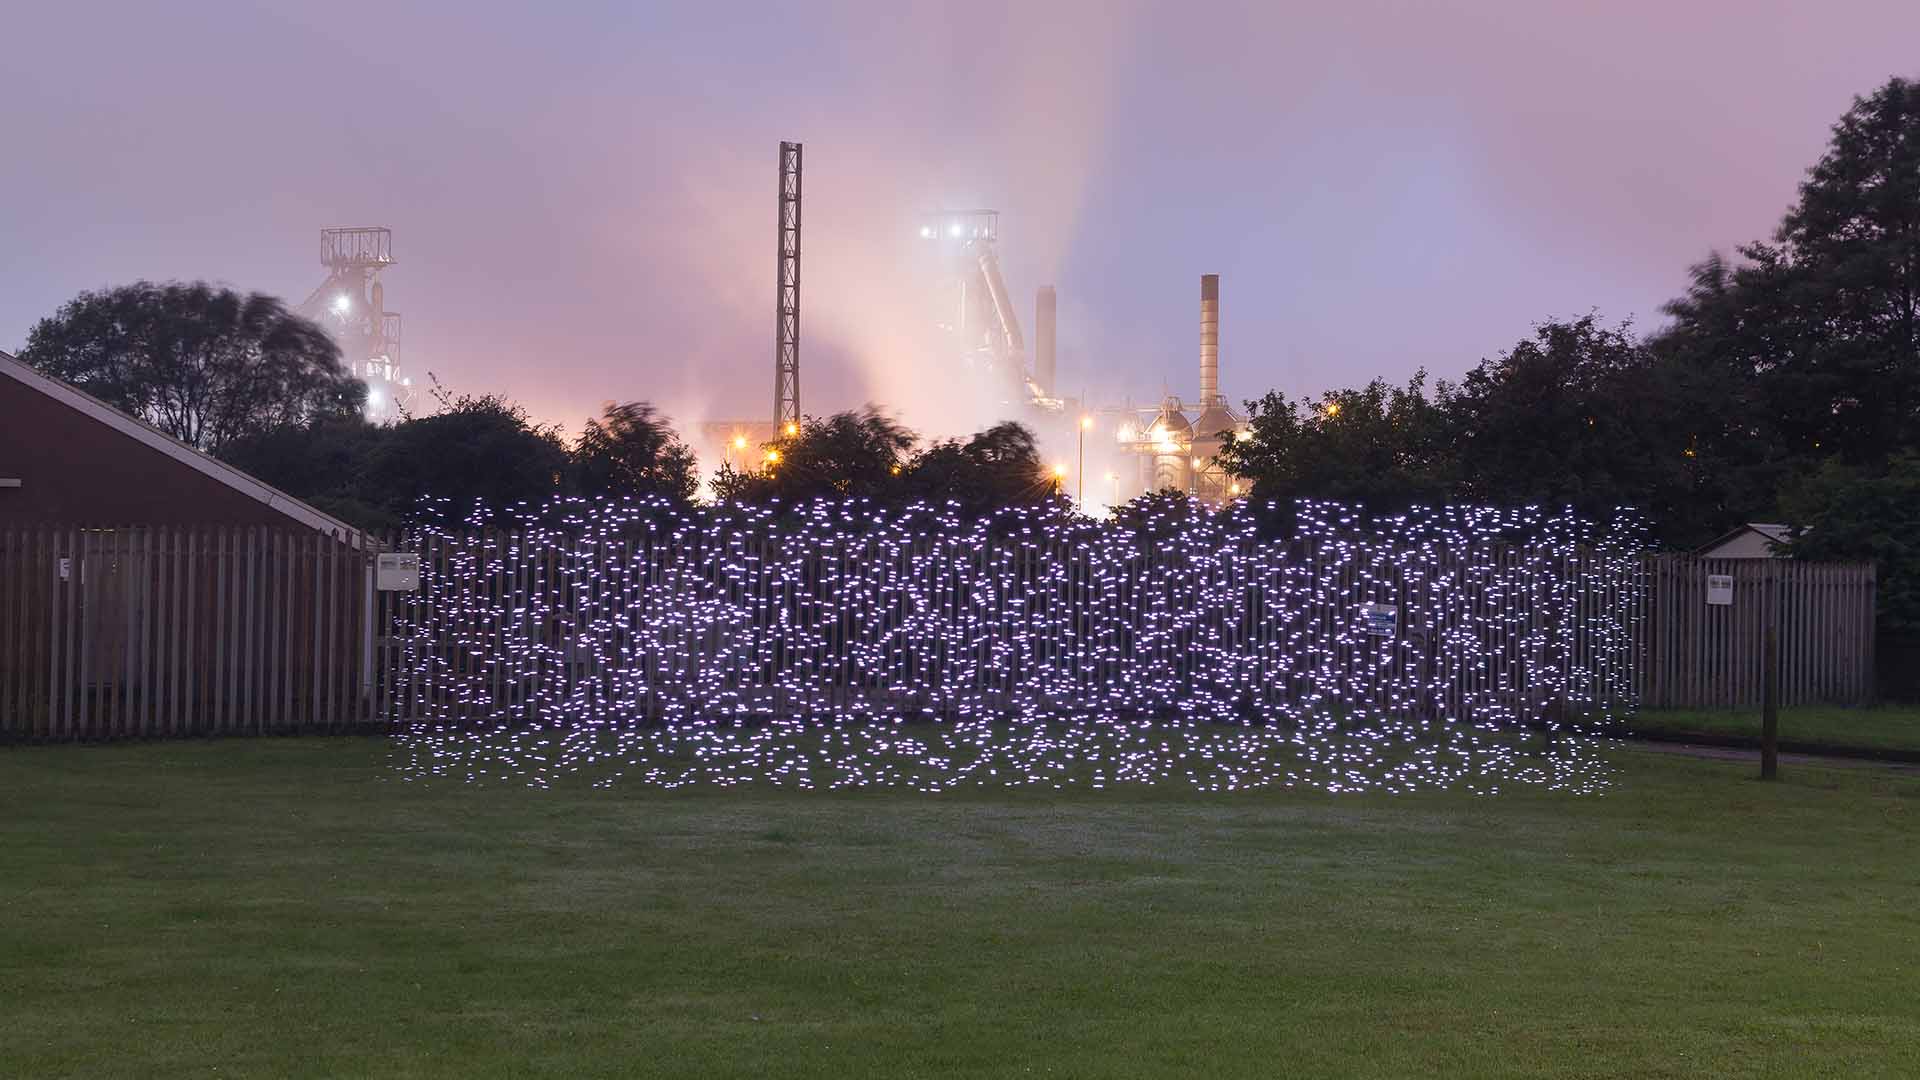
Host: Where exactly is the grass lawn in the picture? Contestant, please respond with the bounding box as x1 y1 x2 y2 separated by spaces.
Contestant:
2 738 1918 1078
1627 705 1920 755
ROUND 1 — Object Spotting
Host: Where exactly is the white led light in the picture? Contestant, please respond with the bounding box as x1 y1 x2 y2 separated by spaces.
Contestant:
389 497 1643 797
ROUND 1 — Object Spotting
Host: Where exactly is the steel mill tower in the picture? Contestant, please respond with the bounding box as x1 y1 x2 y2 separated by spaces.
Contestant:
297 227 409 421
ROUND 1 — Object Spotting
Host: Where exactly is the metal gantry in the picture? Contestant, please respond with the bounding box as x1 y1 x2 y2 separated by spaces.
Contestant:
297 227 409 420
774 141 802 429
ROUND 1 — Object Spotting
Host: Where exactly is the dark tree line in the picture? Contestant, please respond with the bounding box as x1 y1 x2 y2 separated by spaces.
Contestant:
1218 76 1920 628
710 407 1058 517
216 384 699 529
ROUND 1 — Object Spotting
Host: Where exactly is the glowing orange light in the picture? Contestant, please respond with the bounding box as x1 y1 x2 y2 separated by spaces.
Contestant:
1080 416 1094 430
765 449 781 463
1052 464 1068 479
732 435 747 450
784 422 798 437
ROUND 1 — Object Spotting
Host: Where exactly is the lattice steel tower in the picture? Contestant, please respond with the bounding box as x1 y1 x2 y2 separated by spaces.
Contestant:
297 227 409 421
774 141 802 428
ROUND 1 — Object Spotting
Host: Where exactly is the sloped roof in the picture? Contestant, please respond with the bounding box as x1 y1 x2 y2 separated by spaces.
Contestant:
0 348 362 539
1694 522 1794 557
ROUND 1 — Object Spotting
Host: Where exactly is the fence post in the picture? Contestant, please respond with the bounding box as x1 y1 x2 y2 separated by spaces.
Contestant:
1761 561 1779 782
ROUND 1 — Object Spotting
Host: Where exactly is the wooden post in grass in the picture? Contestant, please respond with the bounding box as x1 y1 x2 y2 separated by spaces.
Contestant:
1761 564 1780 781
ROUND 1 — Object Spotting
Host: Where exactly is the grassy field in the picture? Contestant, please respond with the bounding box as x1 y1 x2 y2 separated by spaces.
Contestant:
2 738 1918 1078
1628 705 1920 755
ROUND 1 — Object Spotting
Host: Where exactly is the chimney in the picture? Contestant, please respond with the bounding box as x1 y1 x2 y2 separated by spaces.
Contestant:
1036 285 1057 397
1199 274 1220 404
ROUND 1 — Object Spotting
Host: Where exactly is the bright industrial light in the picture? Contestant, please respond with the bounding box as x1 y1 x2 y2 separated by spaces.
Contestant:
948 223 962 238
784 422 798 437
1080 416 1094 430
1051 463 1067 479
733 435 748 450
765 449 781 463
367 388 381 405
401 377 412 387
1325 402 1342 418
332 294 352 315
919 226 933 239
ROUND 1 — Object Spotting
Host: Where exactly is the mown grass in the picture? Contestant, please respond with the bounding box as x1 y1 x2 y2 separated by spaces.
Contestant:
1628 705 1920 755
2 737 1917 1078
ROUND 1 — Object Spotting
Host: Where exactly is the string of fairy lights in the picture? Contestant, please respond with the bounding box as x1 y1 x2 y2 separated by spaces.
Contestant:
388 497 1645 795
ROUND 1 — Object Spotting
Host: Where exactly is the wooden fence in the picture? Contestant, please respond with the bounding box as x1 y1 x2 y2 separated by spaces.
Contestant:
0 527 397 741
1637 556 1876 708
0 526 1883 742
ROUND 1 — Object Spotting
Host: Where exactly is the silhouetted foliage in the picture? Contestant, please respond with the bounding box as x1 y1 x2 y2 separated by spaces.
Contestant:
1215 372 1458 513
712 407 917 504
365 385 568 520
20 281 363 452
901 421 1054 515
218 417 395 529
1781 453 1920 635
1655 78 1920 458
1449 317 1716 545
571 401 698 503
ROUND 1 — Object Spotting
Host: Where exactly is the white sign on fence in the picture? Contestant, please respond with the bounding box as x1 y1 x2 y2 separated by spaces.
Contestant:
376 552 421 592
1358 602 1398 637
1706 574 1734 606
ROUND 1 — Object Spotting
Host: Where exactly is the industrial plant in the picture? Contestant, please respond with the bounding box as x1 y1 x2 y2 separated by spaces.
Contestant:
298 227 411 421
694 140 1247 510
298 141 1248 509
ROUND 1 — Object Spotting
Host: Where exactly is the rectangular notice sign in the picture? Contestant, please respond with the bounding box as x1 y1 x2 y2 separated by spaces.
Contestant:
1358 603 1398 637
1706 574 1734 606
376 553 420 592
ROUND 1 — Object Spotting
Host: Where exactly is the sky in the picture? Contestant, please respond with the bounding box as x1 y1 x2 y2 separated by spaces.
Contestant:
4 0 1919 447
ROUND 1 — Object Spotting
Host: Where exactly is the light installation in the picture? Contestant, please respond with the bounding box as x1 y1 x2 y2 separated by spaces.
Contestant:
388 497 1644 795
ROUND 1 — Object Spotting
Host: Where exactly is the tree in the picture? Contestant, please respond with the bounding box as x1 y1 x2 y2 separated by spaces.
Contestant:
901 421 1054 516
362 386 568 520
713 407 917 504
1215 371 1458 512
1450 317 1712 543
217 417 394 529
571 401 698 503
1780 453 1920 636
1657 77 1920 467
19 281 363 452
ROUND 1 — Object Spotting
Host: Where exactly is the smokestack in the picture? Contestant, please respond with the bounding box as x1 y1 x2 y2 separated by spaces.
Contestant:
1199 274 1220 404
1036 286 1057 397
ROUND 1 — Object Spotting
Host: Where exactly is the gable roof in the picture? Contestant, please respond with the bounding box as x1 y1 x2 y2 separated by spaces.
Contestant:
1694 522 1793 557
0 348 363 539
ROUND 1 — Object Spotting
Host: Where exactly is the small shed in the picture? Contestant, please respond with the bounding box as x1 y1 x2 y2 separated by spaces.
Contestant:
1694 523 1792 560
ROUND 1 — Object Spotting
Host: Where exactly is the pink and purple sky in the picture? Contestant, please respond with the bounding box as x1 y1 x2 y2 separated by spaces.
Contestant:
4 0 1917 441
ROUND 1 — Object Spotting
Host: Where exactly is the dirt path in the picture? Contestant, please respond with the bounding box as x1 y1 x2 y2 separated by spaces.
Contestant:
1624 739 1920 774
